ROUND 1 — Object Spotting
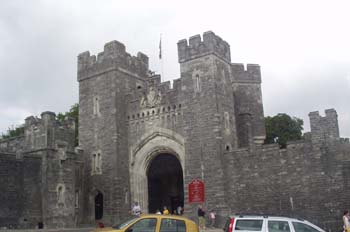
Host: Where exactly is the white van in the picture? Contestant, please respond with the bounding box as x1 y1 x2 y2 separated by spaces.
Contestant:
223 215 325 232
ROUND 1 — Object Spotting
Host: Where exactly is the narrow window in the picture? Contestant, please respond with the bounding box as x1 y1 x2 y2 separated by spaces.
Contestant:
92 154 97 174
57 184 65 206
75 190 79 208
195 74 200 91
93 96 100 116
96 153 101 173
224 112 230 132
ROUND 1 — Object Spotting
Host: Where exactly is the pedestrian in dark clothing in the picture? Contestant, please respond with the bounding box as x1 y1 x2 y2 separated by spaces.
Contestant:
198 205 206 230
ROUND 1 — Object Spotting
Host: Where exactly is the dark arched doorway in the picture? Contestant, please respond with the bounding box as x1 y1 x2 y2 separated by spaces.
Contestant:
147 153 184 214
95 191 103 220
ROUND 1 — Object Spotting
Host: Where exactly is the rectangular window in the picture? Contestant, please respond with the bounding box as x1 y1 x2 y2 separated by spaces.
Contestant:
268 221 290 232
160 219 186 232
75 190 79 208
129 218 157 232
92 154 96 174
93 96 100 116
292 222 321 232
235 219 263 231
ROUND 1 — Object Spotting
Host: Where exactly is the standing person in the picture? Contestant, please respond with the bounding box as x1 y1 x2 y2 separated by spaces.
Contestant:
132 202 142 216
198 205 206 230
177 206 183 215
163 206 169 215
344 210 350 232
209 210 216 228
156 209 161 215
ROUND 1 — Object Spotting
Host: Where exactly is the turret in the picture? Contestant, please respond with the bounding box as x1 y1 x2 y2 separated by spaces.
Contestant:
177 31 231 63
309 109 340 140
78 40 149 81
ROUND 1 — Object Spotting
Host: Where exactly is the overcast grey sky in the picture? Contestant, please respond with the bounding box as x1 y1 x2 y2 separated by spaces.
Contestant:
0 0 349 137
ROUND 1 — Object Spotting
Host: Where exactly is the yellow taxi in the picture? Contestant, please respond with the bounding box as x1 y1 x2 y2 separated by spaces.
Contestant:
91 214 199 232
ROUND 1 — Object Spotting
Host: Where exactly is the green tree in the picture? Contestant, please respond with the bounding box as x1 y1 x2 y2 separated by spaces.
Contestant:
264 113 303 148
57 103 79 146
1 126 25 139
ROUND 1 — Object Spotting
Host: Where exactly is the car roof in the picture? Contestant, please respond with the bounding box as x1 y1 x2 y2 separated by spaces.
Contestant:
229 215 305 221
140 214 194 221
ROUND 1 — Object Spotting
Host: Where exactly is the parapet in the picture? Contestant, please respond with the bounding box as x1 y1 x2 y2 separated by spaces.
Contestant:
78 40 149 80
177 31 231 63
231 63 261 83
309 109 340 139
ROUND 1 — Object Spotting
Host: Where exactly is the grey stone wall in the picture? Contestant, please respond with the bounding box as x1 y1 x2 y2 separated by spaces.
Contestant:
0 136 24 154
0 153 24 228
0 112 80 229
0 153 42 229
223 137 350 231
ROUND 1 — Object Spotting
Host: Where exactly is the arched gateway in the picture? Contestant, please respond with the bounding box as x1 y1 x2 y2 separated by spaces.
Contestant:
147 153 184 213
130 129 185 214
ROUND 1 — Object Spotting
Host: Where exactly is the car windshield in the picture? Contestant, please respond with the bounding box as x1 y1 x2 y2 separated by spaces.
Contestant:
112 217 139 229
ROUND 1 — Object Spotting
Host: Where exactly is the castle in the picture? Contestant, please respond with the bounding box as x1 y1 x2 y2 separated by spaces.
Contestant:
0 31 349 231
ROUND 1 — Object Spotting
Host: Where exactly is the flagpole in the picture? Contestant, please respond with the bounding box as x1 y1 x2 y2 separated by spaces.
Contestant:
159 33 164 81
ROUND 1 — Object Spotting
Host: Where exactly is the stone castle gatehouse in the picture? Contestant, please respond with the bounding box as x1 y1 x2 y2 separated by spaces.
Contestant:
0 31 349 231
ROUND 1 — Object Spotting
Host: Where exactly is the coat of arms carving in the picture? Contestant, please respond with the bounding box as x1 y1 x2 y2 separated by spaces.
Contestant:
140 87 162 108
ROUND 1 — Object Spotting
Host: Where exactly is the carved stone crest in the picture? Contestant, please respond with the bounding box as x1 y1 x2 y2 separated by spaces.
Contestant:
140 86 162 108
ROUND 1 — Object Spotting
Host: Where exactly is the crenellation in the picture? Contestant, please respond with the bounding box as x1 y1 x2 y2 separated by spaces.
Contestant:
41 111 56 125
177 31 231 63
188 34 201 47
77 40 150 81
309 108 340 140
25 115 40 127
159 81 171 92
137 52 149 67
231 63 261 83
97 52 104 63
173 78 181 91
103 40 126 58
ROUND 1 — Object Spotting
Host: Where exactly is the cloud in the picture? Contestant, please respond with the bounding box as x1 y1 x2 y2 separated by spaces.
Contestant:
0 0 349 138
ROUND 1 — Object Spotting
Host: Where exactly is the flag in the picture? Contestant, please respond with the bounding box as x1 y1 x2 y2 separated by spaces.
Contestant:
159 35 162 59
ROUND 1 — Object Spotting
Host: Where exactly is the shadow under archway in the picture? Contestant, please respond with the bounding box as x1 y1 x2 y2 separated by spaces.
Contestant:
147 153 184 214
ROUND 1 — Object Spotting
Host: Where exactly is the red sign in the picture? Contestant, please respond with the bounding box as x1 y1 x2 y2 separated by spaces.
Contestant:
188 179 205 203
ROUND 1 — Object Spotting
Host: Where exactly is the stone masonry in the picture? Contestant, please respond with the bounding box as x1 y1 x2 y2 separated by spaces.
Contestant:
0 31 349 231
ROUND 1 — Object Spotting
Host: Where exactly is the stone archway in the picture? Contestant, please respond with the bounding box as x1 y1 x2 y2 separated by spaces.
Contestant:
147 153 184 213
130 128 185 213
88 189 104 223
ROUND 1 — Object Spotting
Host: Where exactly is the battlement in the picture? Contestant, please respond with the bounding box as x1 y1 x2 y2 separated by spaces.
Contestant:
78 40 149 81
177 31 231 63
231 63 261 83
309 109 340 140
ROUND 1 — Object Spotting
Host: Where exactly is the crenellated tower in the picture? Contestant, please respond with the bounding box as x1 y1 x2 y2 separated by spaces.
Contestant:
177 31 238 218
231 63 265 147
78 41 150 224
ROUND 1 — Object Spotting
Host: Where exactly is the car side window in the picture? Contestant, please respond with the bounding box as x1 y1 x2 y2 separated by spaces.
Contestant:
235 219 263 231
128 218 157 232
160 218 186 232
268 221 290 232
292 222 321 232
